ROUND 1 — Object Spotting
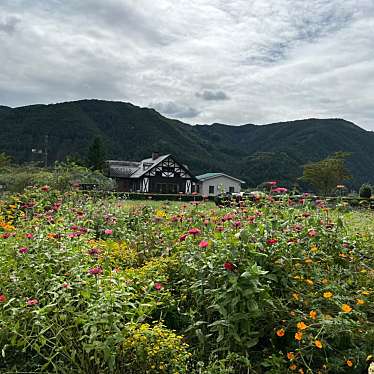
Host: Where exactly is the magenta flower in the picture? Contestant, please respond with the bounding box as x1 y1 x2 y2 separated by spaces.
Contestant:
233 221 241 228
26 298 39 306
154 282 164 291
273 187 288 193
179 234 188 241
104 229 113 235
199 240 209 248
19 247 29 254
88 266 103 276
188 228 201 236
266 239 278 245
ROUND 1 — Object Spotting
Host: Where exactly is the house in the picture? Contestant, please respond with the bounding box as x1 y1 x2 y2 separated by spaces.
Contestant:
196 172 245 196
106 153 198 194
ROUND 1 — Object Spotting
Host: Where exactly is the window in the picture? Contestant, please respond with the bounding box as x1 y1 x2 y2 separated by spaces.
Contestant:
229 186 235 193
209 185 215 194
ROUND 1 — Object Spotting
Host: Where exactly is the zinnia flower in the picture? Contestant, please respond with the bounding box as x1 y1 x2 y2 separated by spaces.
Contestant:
294 332 303 341
19 247 29 254
188 228 201 236
323 291 333 299
88 248 101 256
41 185 49 192
356 299 365 305
0 294 6 302
154 282 164 291
287 352 295 360
309 310 317 319
315 340 323 349
199 240 209 248
88 266 103 276
307 229 317 237
266 239 278 245
346 360 353 367
276 328 285 337
223 262 235 271
179 233 188 241
26 298 39 306
25 233 33 239
341 304 352 313
104 229 113 235
296 322 308 330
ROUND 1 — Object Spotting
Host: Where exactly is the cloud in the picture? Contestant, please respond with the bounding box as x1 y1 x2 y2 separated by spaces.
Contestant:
0 0 374 130
196 90 229 101
0 15 21 34
151 101 200 118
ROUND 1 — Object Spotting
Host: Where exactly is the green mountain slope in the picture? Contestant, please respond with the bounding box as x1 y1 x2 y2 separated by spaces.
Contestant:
0 99 373 189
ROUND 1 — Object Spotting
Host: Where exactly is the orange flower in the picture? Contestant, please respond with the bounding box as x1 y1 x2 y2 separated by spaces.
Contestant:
287 352 295 360
295 331 303 341
323 291 333 299
276 328 285 337
296 322 308 330
315 340 323 349
346 359 353 367
309 310 317 319
289 364 297 371
341 304 352 313
356 299 365 305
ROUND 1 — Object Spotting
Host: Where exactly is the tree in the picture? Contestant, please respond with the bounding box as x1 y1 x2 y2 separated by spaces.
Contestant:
86 137 106 171
0 152 11 168
300 152 351 196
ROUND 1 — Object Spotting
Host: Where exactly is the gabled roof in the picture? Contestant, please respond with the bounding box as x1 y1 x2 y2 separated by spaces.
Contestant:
130 154 171 178
196 172 245 184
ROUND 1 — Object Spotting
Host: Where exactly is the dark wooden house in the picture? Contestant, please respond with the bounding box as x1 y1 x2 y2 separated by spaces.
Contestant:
107 153 198 193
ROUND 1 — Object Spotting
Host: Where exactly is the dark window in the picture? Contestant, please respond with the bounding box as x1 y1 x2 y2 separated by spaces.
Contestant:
209 185 215 194
229 186 235 193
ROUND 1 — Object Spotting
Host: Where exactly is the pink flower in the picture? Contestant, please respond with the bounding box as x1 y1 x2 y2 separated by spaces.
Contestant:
273 187 288 193
154 282 164 291
0 294 7 302
70 225 79 231
26 298 39 306
233 221 241 228
25 233 33 239
267 181 277 186
199 240 209 248
266 239 278 245
104 229 113 235
216 225 224 232
19 247 29 254
88 266 103 276
224 262 235 271
62 283 70 289
203 219 210 226
307 229 317 237
188 228 201 236
88 248 101 256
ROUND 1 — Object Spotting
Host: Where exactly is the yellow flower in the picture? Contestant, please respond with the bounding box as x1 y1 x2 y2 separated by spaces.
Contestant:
361 290 370 296
296 322 308 330
356 299 365 305
323 291 333 299
287 352 295 360
292 293 300 300
305 279 314 286
295 331 303 341
315 340 323 349
309 310 317 319
310 245 318 252
346 359 353 367
322 279 329 285
305 258 313 264
341 304 352 313
276 328 285 337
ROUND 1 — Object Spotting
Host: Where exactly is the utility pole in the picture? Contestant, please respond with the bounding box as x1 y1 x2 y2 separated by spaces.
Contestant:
44 135 48 168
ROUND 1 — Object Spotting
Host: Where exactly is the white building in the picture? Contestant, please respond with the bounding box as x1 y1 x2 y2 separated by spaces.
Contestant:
196 173 245 196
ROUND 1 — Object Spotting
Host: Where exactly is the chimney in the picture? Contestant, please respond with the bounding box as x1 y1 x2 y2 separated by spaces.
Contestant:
152 151 160 160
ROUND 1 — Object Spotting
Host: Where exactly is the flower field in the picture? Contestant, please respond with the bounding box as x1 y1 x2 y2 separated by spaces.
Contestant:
0 187 373 373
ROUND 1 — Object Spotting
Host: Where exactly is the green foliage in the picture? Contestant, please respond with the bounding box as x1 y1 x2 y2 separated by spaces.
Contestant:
359 183 372 198
300 152 352 195
1 100 374 188
86 137 106 171
0 189 373 373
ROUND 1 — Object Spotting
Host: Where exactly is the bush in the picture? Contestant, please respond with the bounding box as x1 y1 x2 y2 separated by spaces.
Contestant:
359 183 372 198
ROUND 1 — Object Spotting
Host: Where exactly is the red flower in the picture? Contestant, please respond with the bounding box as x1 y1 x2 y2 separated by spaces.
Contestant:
224 262 235 271
0 294 7 302
41 185 49 192
154 282 164 291
26 298 39 306
199 240 209 248
62 283 70 288
88 266 103 276
179 233 188 241
19 247 29 254
25 233 33 239
266 239 278 245
188 228 201 236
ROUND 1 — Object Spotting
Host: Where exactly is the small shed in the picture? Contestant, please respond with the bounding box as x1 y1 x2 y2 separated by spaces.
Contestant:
196 173 245 196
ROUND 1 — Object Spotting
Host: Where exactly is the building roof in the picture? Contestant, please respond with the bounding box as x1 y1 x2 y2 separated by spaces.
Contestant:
196 172 245 184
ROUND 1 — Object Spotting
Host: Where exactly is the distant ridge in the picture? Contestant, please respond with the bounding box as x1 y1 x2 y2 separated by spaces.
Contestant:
0 99 373 188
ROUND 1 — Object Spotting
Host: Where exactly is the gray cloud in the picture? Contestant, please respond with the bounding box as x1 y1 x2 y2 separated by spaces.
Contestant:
152 101 200 118
0 0 374 130
196 90 229 101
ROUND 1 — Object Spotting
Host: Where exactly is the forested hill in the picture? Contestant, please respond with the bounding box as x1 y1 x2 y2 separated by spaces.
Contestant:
1 99 373 188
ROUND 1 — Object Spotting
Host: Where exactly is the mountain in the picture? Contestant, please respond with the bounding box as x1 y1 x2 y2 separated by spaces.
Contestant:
0 99 373 189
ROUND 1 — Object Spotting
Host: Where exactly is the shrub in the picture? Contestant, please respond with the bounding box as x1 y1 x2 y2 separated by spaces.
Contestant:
359 183 372 198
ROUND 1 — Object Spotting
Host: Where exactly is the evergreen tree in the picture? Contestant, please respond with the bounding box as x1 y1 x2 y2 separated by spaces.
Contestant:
86 137 106 171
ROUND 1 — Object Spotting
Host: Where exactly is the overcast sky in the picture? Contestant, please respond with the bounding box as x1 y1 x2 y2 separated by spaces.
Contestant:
1 0 374 130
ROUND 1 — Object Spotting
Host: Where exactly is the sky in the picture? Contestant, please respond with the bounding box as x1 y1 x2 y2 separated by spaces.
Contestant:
1 0 374 130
